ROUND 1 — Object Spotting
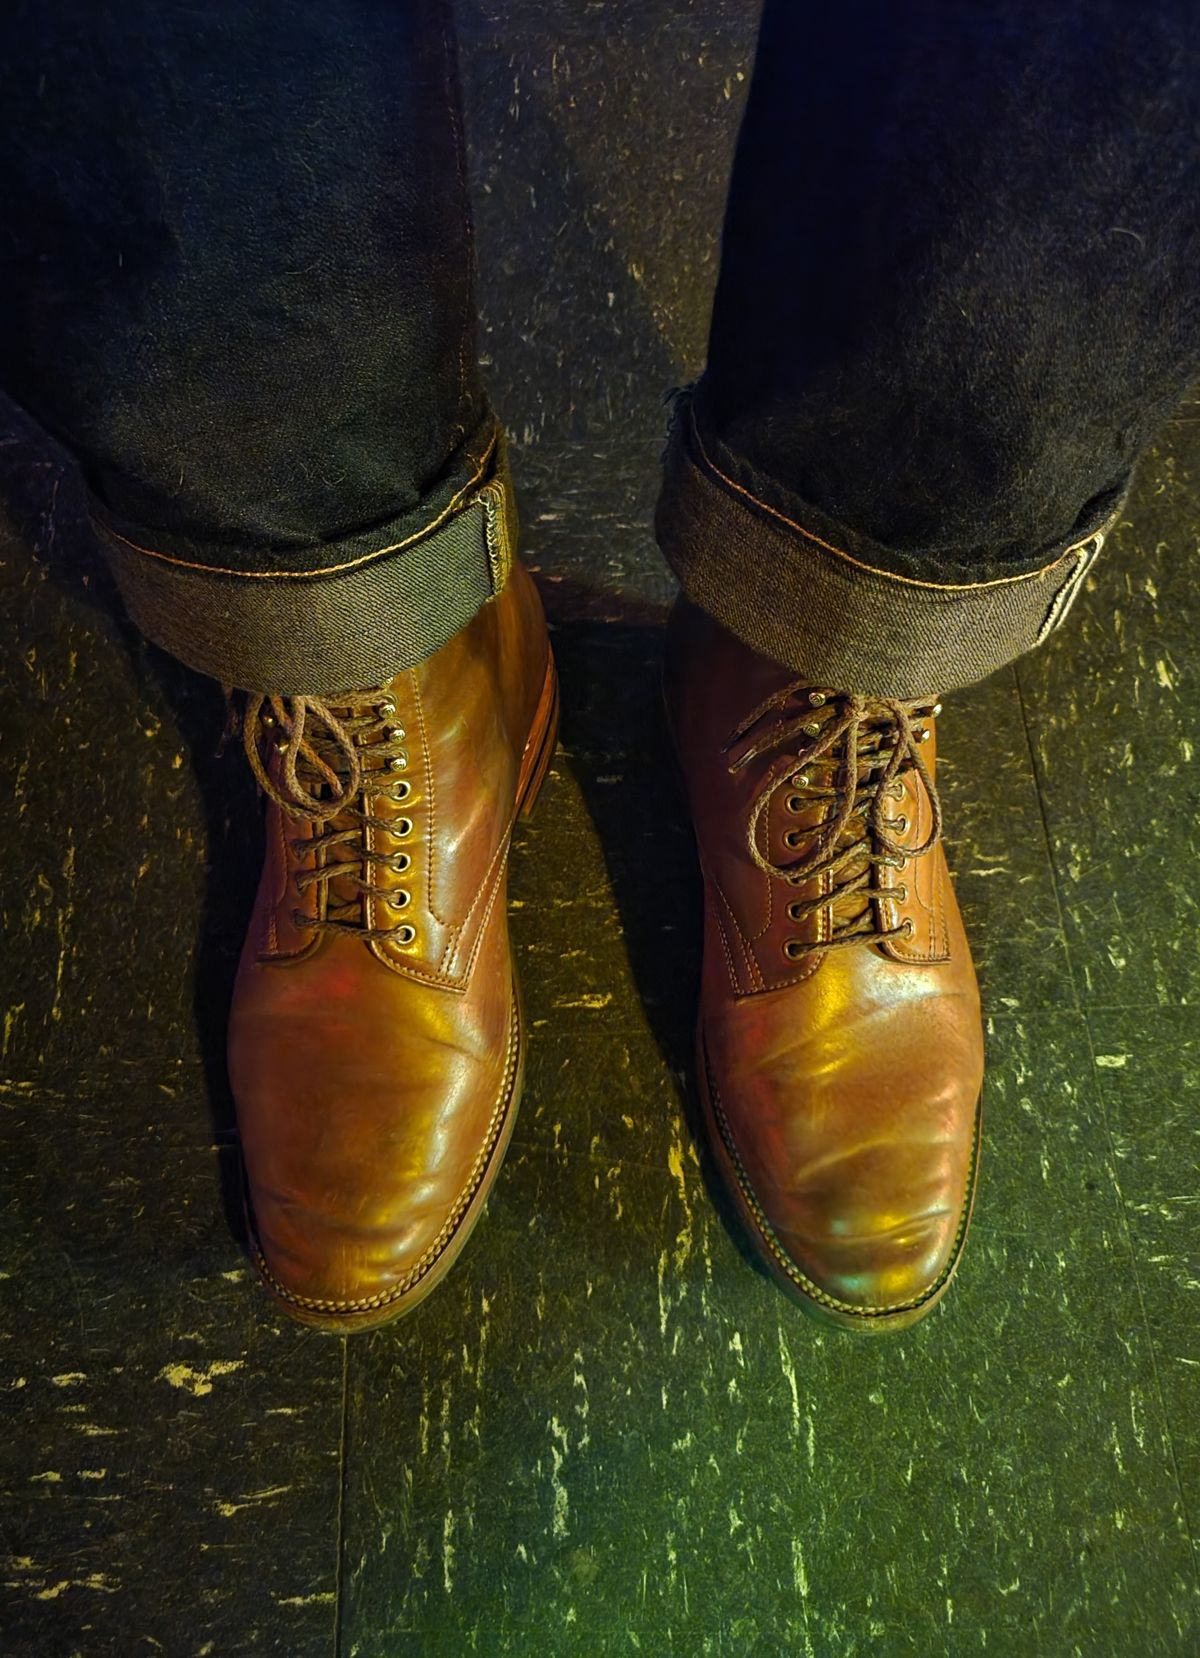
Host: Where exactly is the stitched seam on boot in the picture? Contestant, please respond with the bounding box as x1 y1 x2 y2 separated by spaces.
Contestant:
712 873 764 993
446 813 513 976
411 674 448 931
440 651 553 978
703 1036 979 1319
883 790 950 966
249 996 521 1314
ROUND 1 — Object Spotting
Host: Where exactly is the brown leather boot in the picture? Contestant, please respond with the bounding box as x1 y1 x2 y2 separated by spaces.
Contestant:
665 598 983 1333
227 561 557 1332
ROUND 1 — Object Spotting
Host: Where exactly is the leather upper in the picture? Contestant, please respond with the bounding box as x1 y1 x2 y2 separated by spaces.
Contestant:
665 597 984 1326
228 561 553 1324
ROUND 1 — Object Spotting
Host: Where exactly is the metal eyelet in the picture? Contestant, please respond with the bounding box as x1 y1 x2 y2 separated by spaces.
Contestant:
385 726 406 743
394 923 417 945
378 699 397 717
390 854 411 875
389 815 413 840
894 883 908 902
787 902 802 921
901 918 915 936
784 829 801 849
787 794 803 813
891 815 908 833
386 752 408 773
392 779 412 802
385 889 411 911
783 939 804 960
807 691 827 707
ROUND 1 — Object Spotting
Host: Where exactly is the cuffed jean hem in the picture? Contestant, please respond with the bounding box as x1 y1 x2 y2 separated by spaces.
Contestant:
93 414 518 695
655 390 1122 700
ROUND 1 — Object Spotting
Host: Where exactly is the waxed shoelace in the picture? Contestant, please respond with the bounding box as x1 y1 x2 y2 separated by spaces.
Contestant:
726 687 943 952
239 691 415 939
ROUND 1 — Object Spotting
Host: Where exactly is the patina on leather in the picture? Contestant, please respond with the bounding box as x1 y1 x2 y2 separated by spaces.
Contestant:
665 597 983 1332
227 561 557 1332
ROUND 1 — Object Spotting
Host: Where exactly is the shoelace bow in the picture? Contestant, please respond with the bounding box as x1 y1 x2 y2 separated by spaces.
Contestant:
726 685 943 953
238 691 414 939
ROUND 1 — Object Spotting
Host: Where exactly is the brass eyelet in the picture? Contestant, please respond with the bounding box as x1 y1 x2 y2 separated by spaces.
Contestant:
891 815 907 833
393 780 412 802
386 752 408 773
385 889 411 911
385 726 406 743
378 699 397 717
784 829 801 849
787 794 803 813
395 923 417 945
894 883 908 902
389 816 413 840
787 902 802 921
783 939 804 960
901 918 915 936
390 854 411 875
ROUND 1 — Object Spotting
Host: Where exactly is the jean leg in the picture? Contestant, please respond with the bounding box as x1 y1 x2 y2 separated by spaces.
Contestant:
0 1 510 693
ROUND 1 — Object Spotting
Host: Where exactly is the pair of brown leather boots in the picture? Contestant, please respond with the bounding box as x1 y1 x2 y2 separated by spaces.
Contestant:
228 558 982 1336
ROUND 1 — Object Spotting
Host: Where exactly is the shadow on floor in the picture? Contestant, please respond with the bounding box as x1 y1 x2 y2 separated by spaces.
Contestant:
540 581 772 1285
0 396 254 1250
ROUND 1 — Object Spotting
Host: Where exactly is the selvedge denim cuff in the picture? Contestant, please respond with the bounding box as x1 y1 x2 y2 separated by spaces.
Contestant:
93 413 517 695
655 391 1121 699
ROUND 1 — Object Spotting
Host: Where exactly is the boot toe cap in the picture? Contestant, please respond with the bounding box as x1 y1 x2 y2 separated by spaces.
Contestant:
702 1028 981 1331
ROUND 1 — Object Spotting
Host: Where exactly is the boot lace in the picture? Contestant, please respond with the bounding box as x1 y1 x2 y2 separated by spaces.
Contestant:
240 690 416 942
726 686 943 957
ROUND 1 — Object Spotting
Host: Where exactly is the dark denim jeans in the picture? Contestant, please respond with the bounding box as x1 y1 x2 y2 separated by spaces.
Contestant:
654 0 1200 693
1 1 1198 694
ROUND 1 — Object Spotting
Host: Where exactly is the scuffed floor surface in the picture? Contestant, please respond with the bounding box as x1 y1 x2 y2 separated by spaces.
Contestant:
2 6 1198 1655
